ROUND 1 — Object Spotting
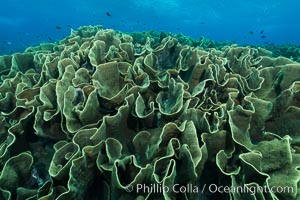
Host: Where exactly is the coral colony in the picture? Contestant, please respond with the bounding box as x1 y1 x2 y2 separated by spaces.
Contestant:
0 25 299 200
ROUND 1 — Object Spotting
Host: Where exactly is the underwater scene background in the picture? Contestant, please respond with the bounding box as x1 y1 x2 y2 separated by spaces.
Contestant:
1 0 300 54
0 0 300 200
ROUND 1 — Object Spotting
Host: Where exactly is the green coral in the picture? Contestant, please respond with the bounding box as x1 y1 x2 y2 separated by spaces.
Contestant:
0 26 300 200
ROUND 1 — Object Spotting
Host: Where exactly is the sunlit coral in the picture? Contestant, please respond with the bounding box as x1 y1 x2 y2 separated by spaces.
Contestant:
0 25 300 200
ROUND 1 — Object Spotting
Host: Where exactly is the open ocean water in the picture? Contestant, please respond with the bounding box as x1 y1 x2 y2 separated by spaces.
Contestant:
0 1 300 200
0 0 300 54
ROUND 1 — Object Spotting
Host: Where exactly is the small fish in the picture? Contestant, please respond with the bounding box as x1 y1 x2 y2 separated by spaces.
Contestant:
106 12 111 16
260 30 264 34
200 21 204 24
249 31 254 35
56 26 61 30
3 41 12 45
48 37 52 41
67 25 72 28
261 35 266 38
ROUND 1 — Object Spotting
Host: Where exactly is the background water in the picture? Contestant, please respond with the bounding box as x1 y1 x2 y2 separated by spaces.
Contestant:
0 0 299 55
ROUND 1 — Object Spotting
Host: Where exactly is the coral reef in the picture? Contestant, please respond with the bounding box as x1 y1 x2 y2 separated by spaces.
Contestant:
0 25 300 200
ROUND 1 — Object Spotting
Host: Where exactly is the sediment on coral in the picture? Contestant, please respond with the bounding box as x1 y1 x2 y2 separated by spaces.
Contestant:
0 25 300 200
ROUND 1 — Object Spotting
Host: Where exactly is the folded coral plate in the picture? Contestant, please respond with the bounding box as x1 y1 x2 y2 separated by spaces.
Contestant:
0 25 300 200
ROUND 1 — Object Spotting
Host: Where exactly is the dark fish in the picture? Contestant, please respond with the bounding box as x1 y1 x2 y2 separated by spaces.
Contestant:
67 25 72 28
260 30 264 34
106 12 111 16
261 35 266 38
200 22 204 24
56 26 61 30
48 37 52 41
249 31 254 35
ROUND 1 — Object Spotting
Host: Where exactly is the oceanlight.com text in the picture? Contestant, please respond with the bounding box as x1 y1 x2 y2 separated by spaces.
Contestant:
125 183 294 196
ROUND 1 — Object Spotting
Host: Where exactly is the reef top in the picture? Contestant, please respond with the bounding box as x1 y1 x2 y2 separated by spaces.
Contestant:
0 26 299 200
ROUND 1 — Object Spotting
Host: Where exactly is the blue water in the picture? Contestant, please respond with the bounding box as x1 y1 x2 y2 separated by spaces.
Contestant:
1 0 299 55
